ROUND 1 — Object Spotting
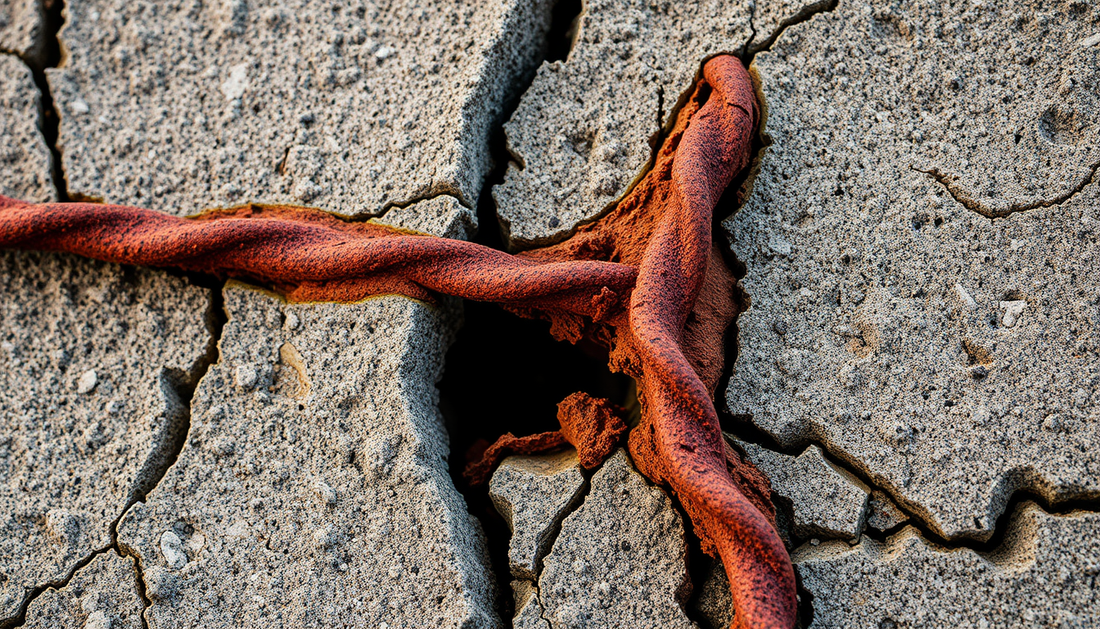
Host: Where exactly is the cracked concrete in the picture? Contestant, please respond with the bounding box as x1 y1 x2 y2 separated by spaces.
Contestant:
116 285 498 628
0 250 210 625
726 0 1100 542
0 52 54 203
492 0 834 247
22 551 144 629
47 0 558 219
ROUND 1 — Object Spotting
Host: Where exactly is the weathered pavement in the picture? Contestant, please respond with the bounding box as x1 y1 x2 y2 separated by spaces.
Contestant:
2 0 1099 627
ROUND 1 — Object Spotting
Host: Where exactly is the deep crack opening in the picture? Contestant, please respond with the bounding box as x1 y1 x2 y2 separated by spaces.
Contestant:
28 0 69 202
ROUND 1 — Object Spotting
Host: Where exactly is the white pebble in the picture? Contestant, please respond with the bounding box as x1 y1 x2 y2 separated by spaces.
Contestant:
76 369 98 394
159 531 188 569
999 300 1026 328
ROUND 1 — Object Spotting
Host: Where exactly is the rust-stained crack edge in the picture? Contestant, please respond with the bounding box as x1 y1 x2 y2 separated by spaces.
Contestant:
912 160 1100 220
7 281 226 629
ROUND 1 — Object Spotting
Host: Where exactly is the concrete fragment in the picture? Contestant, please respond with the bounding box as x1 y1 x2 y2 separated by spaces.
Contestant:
0 53 54 202
376 195 477 240
726 0 1100 539
0 251 209 624
739 442 869 540
0 0 46 65
512 580 551 629
796 503 1100 628
693 559 734 629
117 285 498 628
490 449 586 579
865 491 908 532
493 0 827 246
23 552 144 629
539 449 693 629
48 0 557 220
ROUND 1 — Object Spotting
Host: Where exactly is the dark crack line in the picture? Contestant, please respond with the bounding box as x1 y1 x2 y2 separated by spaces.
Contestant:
913 161 1100 220
29 0 69 202
745 0 839 61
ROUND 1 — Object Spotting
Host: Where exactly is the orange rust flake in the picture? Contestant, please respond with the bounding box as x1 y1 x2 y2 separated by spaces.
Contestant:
0 55 796 629
555 392 628 469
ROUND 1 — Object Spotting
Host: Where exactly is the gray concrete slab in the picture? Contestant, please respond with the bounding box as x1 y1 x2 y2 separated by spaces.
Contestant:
23 552 145 629
0 52 53 202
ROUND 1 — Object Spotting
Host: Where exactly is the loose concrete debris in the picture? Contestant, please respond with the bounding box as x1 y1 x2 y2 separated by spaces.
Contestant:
796 503 1100 628
726 0 1100 541
0 250 209 625
489 449 586 579
22 552 145 629
47 0 557 218
116 286 498 628
538 449 694 629
493 0 832 246
0 0 45 66
738 441 870 540
0 53 54 202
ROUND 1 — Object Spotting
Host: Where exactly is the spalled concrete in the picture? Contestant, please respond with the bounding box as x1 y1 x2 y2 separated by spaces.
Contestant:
0 0 45 66
490 449 586 580
796 503 1100 628
538 449 694 629
0 52 54 202
492 0 830 247
116 285 499 628
726 0 1100 540
738 441 869 540
0 251 210 624
23 552 145 629
47 0 557 219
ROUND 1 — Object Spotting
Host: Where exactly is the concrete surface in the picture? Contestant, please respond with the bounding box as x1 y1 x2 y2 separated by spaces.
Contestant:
0 0 45 66
0 52 54 202
490 449 586 580
0 251 209 624
493 0 830 246
738 441 870 540
23 552 144 629
538 449 694 629
116 285 498 629
726 0 1100 541
47 0 557 219
512 579 551 629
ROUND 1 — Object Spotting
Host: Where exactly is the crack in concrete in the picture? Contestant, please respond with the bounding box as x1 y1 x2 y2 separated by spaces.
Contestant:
745 0 839 60
26 0 68 202
913 161 1100 220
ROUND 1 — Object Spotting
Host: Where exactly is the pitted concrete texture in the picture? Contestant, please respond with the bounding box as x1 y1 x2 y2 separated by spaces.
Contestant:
0 0 45 65
692 559 733 629
47 0 556 219
0 251 209 624
490 449 586 580
726 0 1100 540
538 449 693 629
0 53 54 202
492 0 829 247
796 503 1100 628
865 490 908 532
116 285 498 629
739 441 869 540
512 579 551 629
377 194 477 241
23 552 144 629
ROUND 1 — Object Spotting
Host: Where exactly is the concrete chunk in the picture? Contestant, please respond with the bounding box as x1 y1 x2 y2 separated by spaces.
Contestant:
512 579 551 629
538 449 693 629
725 0 1100 539
796 504 1100 628
0 0 46 65
490 449 586 580
0 252 209 624
117 285 498 628
0 53 54 202
23 552 144 629
48 0 557 219
739 442 869 540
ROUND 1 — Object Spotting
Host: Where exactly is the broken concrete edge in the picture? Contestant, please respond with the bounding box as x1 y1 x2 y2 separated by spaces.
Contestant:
0 0 48 70
744 0 839 59
21 551 145 629
0 52 55 203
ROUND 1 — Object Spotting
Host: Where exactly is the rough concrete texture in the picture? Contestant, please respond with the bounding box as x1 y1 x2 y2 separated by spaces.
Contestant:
23 552 144 629
47 0 556 218
693 559 733 629
795 503 1100 628
0 0 45 65
738 441 869 540
376 194 477 241
490 449 586 580
726 0 1100 540
0 251 209 624
538 449 693 629
117 285 498 628
865 490 908 532
512 579 551 629
0 53 54 202
492 0 829 246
